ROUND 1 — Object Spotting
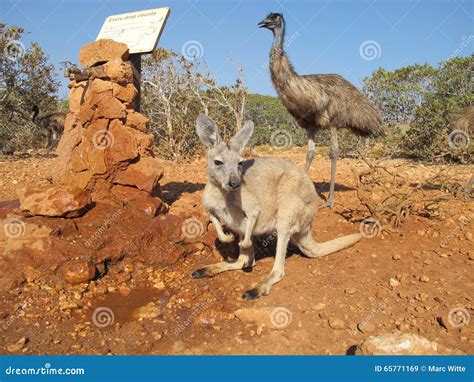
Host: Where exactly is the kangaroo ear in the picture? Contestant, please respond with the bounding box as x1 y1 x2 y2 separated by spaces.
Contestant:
229 120 254 154
196 115 221 147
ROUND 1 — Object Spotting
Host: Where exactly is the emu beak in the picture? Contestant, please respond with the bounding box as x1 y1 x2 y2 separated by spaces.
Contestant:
258 19 271 28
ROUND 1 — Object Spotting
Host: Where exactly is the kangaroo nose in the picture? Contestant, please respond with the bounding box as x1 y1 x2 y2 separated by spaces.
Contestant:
228 179 240 190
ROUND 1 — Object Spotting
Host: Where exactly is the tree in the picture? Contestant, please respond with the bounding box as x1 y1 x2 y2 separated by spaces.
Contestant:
0 23 60 153
141 48 247 159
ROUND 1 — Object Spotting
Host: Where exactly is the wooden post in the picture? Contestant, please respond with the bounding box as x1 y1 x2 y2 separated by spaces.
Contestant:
130 53 142 112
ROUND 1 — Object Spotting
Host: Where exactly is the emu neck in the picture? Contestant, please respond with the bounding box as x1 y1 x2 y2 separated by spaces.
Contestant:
269 25 298 91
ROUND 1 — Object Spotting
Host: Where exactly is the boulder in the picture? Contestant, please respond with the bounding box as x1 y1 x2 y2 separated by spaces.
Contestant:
355 332 464 355
126 110 149 132
78 39 129 67
113 83 137 103
18 187 92 218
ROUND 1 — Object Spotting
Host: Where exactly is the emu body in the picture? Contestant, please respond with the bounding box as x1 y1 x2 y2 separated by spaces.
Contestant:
192 115 363 299
259 13 384 207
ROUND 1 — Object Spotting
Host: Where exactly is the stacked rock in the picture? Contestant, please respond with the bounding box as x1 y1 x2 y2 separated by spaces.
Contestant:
48 39 167 217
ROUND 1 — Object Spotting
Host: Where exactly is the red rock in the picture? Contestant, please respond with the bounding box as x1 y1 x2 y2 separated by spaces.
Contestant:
126 110 149 132
113 83 137 103
59 259 96 284
68 83 86 113
106 120 139 163
111 185 166 217
18 187 92 218
78 39 129 67
96 96 126 120
102 58 133 84
113 157 164 194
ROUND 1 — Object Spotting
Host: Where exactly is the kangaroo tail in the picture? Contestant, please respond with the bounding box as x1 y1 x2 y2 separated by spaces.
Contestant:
295 231 363 258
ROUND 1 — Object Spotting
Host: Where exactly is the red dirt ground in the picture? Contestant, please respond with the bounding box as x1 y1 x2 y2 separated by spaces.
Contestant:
0 148 472 355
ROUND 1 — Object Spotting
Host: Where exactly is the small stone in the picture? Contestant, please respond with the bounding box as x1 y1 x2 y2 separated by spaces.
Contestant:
466 232 473 241
312 302 326 311
389 278 400 288
345 287 356 295
392 254 401 260
357 322 376 334
59 301 78 310
132 302 161 320
6 337 27 353
59 259 97 284
419 275 430 283
153 282 165 290
328 318 346 330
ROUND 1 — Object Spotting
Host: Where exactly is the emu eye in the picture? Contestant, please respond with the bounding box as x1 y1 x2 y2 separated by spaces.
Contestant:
214 160 223 166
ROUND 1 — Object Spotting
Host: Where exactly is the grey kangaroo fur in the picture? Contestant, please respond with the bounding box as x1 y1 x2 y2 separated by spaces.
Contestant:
192 115 363 299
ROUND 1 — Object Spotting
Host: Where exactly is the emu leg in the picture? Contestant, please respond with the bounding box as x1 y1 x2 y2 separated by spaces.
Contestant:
304 126 316 172
327 126 339 208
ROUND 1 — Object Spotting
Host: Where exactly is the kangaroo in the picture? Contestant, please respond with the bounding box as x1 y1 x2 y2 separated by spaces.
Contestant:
192 115 363 299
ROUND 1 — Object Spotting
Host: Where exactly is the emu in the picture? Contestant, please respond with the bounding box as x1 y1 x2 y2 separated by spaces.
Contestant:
31 105 66 148
259 13 384 208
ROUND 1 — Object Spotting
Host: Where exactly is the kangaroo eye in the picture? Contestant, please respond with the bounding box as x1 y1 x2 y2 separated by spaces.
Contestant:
214 160 223 166
238 161 244 166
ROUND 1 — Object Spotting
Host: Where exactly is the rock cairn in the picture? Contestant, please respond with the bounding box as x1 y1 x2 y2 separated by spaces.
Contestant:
19 39 167 218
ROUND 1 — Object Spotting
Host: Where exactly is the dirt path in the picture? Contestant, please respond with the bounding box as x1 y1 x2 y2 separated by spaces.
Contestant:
0 150 473 355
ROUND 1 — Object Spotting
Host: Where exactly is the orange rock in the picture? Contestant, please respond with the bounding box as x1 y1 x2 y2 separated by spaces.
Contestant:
69 82 86 113
106 120 139 163
113 157 164 194
18 187 92 218
94 95 126 120
59 259 96 284
111 185 166 217
126 110 149 132
78 39 129 67
113 83 137 103
103 58 133 84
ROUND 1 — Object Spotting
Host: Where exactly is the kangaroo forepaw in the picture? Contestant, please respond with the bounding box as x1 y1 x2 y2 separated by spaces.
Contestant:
218 232 235 243
238 239 252 249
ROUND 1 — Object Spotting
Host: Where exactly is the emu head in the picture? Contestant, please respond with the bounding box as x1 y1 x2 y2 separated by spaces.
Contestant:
258 12 285 33
196 115 254 192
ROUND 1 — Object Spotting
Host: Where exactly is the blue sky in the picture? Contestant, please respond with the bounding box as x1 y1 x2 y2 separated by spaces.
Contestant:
2 0 473 98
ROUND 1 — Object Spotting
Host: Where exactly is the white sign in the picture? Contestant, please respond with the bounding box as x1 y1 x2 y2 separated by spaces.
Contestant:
96 7 170 54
